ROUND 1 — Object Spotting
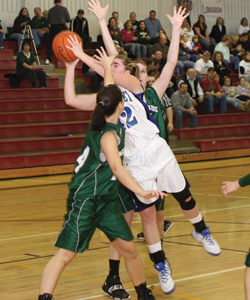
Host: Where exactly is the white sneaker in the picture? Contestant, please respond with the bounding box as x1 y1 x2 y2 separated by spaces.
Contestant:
44 59 50 65
154 261 175 295
192 227 221 256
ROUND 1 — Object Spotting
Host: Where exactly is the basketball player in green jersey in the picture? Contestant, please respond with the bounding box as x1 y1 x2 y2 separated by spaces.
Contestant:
221 174 250 300
37 50 166 300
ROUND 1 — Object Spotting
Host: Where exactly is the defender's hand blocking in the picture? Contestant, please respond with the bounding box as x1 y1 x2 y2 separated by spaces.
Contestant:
93 47 115 68
166 6 190 28
140 190 167 200
87 0 109 21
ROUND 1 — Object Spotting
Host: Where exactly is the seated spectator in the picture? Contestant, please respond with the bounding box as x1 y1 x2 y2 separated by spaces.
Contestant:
31 7 50 63
149 30 170 60
191 34 203 56
71 9 92 49
176 39 195 74
180 33 197 61
108 17 118 31
209 17 226 46
43 10 49 20
134 20 150 58
0 20 4 50
16 39 46 88
238 18 250 35
180 18 194 44
152 50 166 72
238 33 250 52
239 51 250 83
212 51 231 85
193 14 211 50
200 67 227 114
236 76 250 101
194 50 214 81
231 42 246 61
114 42 128 58
222 76 249 111
112 11 123 31
214 35 240 72
11 7 40 50
144 10 163 44
165 76 178 98
129 12 139 31
183 68 209 114
171 81 198 129
145 57 160 78
109 26 123 48
121 20 142 58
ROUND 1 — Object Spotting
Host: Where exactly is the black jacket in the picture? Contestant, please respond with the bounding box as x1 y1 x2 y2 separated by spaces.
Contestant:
209 24 226 43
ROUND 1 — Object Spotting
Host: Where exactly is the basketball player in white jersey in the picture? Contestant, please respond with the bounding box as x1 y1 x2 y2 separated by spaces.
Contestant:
64 1 221 298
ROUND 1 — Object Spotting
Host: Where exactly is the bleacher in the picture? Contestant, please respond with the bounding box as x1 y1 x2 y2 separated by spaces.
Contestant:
0 39 249 179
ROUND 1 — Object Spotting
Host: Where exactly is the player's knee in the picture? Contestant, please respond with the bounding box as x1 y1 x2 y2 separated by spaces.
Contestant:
172 185 196 210
56 249 76 266
140 206 156 224
119 241 137 259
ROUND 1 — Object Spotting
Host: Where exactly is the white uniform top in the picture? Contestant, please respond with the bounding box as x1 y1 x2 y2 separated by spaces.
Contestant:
118 86 159 158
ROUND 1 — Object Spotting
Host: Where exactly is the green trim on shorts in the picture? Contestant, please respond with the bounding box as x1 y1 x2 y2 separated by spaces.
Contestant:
118 186 134 214
155 198 165 211
55 195 133 253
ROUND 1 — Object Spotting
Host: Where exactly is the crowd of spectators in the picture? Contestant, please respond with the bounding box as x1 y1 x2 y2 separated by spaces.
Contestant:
0 0 250 118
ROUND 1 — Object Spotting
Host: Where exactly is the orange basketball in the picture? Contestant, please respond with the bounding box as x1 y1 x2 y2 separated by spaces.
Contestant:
52 31 83 62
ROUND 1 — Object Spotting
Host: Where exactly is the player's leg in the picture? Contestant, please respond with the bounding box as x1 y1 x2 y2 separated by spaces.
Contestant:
38 248 77 299
103 210 134 300
245 250 250 300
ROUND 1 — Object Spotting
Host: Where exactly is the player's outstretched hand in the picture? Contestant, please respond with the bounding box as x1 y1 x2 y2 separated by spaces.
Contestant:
66 35 84 59
87 0 109 21
166 6 189 28
94 47 115 68
140 190 167 200
221 180 240 197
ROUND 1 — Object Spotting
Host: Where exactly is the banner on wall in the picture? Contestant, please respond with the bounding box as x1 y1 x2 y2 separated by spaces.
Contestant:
201 0 224 16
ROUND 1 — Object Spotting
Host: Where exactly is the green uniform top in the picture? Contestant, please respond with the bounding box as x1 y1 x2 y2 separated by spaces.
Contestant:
69 122 125 198
31 16 49 29
16 51 37 74
144 86 167 140
239 174 250 187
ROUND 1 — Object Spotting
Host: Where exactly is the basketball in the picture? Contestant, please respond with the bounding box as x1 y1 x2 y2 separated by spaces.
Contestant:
52 31 83 62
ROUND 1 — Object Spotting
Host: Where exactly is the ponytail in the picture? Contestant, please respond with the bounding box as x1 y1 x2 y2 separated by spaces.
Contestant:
91 84 123 131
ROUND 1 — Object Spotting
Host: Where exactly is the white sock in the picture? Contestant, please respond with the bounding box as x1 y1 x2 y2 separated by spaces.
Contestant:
189 212 202 224
148 241 162 254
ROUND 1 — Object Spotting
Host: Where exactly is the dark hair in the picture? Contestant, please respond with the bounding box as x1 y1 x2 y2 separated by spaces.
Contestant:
91 85 123 131
54 0 61 4
77 9 84 15
208 67 215 72
149 10 156 14
138 20 147 32
241 17 248 26
19 7 29 17
22 39 31 49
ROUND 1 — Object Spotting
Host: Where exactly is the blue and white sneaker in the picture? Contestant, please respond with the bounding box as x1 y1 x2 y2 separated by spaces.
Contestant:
192 227 221 256
154 261 175 295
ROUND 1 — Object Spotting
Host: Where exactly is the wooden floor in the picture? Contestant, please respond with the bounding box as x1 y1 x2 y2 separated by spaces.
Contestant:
1 163 250 300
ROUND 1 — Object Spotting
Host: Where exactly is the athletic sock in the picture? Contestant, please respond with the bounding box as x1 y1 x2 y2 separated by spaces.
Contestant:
135 282 147 295
149 250 166 264
108 259 120 277
189 213 206 232
38 294 53 300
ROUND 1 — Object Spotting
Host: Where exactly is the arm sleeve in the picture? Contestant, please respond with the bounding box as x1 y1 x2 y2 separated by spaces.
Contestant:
239 174 250 187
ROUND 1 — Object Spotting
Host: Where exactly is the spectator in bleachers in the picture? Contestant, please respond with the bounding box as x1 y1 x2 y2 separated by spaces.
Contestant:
239 51 250 83
165 76 178 98
149 30 170 60
114 42 128 58
236 76 250 101
144 10 163 44
121 20 142 58
238 33 250 52
209 17 226 45
222 76 249 111
145 57 160 78
200 67 227 114
16 39 46 88
107 17 118 31
191 34 203 56
43 10 49 21
177 0 192 25
180 33 197 61
231 42 246 61
176 38 195 74
31 7 50 63
0 20 4 50
212 51 231 85
183 68 209 114
214 35 240 72
134 20 150 58
171 81 198 129
129 12 139 31
152 50 166 72
11 7 40 50
47 0 71 64
71 9 92 49
193 14 211 50
109 26 123 48
180 18 194 44
194 50 214 81
112 11 123 31
238 18 250 35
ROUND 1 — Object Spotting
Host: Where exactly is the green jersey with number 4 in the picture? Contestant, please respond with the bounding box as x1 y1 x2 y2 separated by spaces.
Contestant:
69 122 125 198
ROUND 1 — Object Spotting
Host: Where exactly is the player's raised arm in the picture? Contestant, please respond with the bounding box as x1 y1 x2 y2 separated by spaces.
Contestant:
152 6 189 99
87 0 118 57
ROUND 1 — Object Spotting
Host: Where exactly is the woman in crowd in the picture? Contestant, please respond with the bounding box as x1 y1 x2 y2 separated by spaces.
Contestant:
16 39 46 88
212 51 230 85
209 17 227 45
238 17 250 35
239 51 250 83
135 20 151 58
121 20 142 58
180 18 194 44
193 14 211 50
